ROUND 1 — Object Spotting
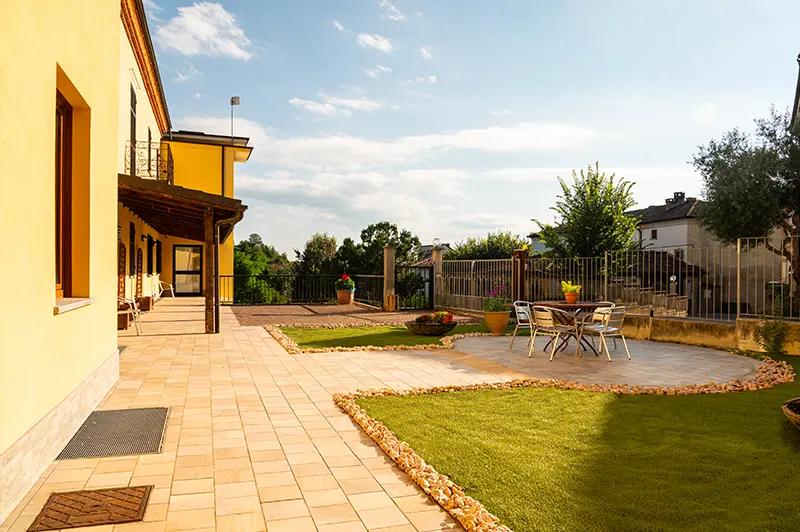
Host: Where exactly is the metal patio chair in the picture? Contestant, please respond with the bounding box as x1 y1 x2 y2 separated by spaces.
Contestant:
578 307 630 361
510 301 535 349
159 280 175 299
530 306 581 361
118 296 142 336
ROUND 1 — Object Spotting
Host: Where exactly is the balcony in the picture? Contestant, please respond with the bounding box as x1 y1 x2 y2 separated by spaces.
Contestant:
124 140 174 184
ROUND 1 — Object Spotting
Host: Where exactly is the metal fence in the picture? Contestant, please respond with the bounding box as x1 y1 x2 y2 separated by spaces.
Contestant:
396 266 434 310
351 274 384 307
438 259 513 311
438 236 798 321
220 274 340 305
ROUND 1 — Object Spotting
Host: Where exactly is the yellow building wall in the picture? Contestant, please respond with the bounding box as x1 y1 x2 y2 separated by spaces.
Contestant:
118 206 163 300
0 0 121 452
117 21 161 175
168 142 224 195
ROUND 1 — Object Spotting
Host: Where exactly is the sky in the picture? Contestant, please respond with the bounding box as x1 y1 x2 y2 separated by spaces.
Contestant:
145 0 800 255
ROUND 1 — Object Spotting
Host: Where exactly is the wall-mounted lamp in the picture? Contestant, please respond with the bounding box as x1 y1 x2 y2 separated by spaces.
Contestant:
230 96 241 143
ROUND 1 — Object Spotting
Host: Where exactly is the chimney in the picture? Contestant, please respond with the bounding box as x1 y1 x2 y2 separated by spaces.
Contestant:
666 191 685 205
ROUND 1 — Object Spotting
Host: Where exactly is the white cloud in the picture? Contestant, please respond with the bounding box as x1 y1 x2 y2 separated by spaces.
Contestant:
482 168 575 182
173 63 202 83
156 2 252 60
333 19 344 32
143 0 162 19
289 93 385 116
365 65 392 78
379 0 407 22
490 109 514 117
420 46 434 60
414 75 437 84
194 92 202 99
690 102 719 126
358 34 393 52
178 116 597 172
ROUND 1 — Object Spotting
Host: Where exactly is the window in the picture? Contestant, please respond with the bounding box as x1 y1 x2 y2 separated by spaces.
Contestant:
55 92 73 298
651 229 658 240
129 222 136 276
147 235 154 275
156 241 162 274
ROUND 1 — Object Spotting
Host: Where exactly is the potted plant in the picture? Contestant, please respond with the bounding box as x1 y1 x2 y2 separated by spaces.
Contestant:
335 274 355 305
405 311 457 336
484 286 511 335
561 281 581 304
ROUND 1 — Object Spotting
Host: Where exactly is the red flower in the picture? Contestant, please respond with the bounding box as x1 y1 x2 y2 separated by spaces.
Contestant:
341 274 350 280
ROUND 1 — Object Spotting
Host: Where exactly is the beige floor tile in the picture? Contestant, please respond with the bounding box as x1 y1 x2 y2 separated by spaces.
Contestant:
253 460 291 474
112 521 167 531
171 478 214 496
303 488 349 508
296 474 340 492
348 492 395 512
214 468 254 484
215 512 266 532
85 471 133 489
316 522 368 532
392 494 438 514
168 492 214 511
405 510 459 531
309 503 360 526
255 471 296 488
261 498 310 521
258 484 302 503
94 459 139 474
165 508 215 531
337 478 383 495
262 516 318 532
357 507 409 529
215 495 262 516
330 466 371 481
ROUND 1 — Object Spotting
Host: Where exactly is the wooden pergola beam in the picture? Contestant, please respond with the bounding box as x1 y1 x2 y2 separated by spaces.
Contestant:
204 207 215 334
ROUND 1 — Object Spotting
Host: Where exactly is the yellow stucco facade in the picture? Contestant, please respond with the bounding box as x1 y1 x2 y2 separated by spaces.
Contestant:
0 0 121 455
0 0 251 520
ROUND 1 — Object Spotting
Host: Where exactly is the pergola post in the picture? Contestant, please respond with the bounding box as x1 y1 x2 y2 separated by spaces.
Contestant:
204 207 215 334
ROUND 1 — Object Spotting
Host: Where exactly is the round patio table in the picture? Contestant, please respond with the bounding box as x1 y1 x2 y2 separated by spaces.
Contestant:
532 301 614 355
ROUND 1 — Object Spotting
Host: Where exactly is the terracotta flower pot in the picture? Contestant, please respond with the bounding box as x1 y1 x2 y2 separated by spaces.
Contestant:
564 291 579 304
484 311 510 336
337 289 354 305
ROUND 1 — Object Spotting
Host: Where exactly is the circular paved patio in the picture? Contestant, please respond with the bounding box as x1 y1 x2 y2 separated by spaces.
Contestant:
449 336 760 387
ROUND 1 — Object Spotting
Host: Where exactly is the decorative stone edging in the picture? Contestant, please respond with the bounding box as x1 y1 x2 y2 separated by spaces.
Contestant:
264 325 492 354
332 357 794 532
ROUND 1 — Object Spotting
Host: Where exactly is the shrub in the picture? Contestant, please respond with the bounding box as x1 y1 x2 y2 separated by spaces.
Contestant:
335 274 356 291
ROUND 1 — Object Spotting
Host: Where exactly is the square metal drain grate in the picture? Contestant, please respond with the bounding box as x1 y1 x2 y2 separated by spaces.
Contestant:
57 408 168 460
27 485 152 531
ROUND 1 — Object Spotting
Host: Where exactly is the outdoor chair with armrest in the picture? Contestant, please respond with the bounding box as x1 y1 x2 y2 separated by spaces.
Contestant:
159 280 175 299
510 301 535 349
578 307 630 361
529 305 581 361
118 296 142 336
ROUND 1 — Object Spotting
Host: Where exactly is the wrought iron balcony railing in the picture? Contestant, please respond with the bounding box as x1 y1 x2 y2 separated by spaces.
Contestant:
124 140 174 184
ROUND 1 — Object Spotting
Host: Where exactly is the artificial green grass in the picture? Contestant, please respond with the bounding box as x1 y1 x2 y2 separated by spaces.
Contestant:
282 324 494 349
357 355 800 532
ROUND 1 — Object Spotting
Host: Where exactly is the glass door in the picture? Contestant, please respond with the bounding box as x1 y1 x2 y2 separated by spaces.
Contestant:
173 245 203 295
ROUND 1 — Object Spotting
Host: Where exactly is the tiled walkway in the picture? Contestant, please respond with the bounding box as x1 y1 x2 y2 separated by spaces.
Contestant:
2 299 760 532
2 299 495 532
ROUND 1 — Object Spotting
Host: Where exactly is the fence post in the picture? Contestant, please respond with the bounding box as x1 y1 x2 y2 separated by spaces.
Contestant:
604 251 609 302
431 246 443 308
512 249 526 302
736 238 741 320
383 246 396 311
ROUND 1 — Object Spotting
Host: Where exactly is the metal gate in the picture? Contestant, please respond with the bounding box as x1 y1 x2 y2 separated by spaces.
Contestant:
396 265 433 310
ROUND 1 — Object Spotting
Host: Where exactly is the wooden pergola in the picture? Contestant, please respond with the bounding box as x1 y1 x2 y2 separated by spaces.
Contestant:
118 174 247 333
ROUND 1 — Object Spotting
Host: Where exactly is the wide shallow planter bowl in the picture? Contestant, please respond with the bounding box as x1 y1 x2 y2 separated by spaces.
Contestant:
564 292 579 304
485 311 511 336
337 289 355 305
405 321 457 336
782 397 800 430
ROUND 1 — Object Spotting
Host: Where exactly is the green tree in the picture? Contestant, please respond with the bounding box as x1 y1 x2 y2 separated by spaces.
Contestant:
534 163 638 257
691 107 799 301
294 233 338 275
232 234 291 303
356 222 421 274
447 231 529 260
335 237 363 273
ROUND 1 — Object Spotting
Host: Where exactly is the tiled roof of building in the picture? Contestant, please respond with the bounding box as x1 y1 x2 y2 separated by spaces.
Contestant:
626 192 703 224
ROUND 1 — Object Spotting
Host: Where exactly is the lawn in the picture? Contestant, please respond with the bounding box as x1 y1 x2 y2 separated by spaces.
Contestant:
357 355 800 532
282 323 496 349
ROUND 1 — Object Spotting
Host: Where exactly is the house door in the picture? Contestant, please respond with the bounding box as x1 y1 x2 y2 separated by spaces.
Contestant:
173 245 203 296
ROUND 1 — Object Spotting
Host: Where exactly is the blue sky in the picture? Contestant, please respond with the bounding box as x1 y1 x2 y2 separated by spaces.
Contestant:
146 0 800 254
